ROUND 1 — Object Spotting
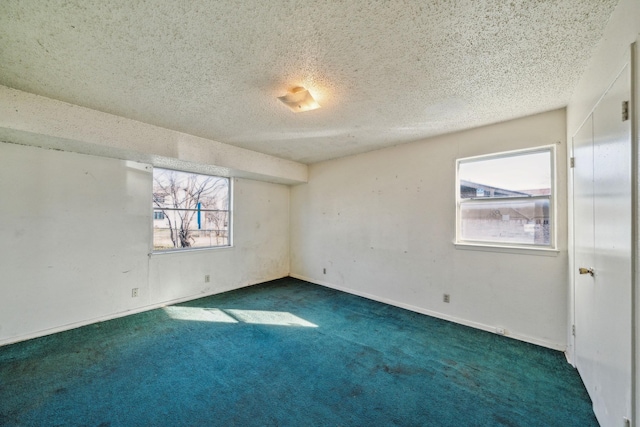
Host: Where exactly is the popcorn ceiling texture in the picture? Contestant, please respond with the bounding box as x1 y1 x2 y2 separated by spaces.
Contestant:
0 1 618 164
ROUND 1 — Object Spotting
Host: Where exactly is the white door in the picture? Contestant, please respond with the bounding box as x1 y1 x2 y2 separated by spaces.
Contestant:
573 60 632 426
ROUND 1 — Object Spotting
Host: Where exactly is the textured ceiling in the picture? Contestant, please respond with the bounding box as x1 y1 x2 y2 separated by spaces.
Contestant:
0 1 618 164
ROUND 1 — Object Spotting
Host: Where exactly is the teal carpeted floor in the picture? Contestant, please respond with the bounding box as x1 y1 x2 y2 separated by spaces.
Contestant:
1 277 596 426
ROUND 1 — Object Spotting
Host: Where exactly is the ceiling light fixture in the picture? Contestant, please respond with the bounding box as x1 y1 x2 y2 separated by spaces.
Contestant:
278 86 321 113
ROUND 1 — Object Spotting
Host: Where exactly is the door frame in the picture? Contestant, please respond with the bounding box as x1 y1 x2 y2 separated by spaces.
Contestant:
569 41 637 426
632 39 638 427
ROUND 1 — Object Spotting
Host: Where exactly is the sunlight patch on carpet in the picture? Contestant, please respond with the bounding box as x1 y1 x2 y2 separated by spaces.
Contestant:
163 307 318 327
226 309 318 327
163 307 238 323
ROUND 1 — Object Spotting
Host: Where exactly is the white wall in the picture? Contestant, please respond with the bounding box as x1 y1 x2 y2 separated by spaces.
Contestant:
149 177 290 303
290 109 568 350
0 141 290 346
566 0 640 137
0 85 307 185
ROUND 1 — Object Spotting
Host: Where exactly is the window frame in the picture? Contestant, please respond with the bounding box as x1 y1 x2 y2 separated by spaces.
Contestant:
151 168 232 253
454 145 557 254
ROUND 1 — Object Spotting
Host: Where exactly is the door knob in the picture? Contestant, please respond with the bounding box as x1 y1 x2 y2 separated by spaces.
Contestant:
579 267 595 277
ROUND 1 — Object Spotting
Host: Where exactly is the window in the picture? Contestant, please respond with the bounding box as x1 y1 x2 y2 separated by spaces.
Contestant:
152 168 230 251
456 146 554 249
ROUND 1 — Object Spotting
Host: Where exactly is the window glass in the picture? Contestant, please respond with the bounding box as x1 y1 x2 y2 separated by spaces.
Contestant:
457 148 554 248
459 151 551 198
153 168 230 251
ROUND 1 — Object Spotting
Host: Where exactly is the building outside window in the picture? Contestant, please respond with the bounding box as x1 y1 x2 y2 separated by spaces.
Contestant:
456 146 555 249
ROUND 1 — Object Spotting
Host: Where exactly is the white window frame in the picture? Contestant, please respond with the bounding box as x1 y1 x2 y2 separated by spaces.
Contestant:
151 168 233 253
455 145 558 255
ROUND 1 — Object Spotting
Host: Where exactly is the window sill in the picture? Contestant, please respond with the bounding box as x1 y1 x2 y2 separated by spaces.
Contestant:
453 242 560 257
149 245 233 256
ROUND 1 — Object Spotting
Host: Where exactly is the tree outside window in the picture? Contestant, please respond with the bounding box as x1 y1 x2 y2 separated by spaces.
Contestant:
152 168 230 251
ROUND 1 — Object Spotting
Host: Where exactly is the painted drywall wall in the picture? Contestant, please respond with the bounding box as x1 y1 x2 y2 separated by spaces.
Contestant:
149 177 290 304
0 141 290 345
290 109 568 350
566 0 640 137
0 85 308 185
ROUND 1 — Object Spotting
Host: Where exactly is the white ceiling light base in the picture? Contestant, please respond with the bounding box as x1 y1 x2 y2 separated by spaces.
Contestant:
278 87 321 113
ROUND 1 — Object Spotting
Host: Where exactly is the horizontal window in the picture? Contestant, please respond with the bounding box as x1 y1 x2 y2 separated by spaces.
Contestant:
153 168 230 251
460 197 550 245
456 146 555 249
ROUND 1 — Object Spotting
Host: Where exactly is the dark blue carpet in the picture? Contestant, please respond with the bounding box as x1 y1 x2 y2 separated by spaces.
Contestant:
0 277 596 426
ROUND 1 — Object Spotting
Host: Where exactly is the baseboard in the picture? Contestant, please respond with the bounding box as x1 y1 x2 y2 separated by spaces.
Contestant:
290 273 567 352
0 274 288 347
3 273 567 352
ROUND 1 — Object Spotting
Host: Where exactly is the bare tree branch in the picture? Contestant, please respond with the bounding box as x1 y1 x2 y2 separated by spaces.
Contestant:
152 169 229 249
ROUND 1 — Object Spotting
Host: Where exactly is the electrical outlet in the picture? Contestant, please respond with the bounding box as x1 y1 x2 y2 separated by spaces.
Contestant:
204 274 210 283
131 288 139 298
443 294 450 303
496 327 506 335
323 268 326 274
